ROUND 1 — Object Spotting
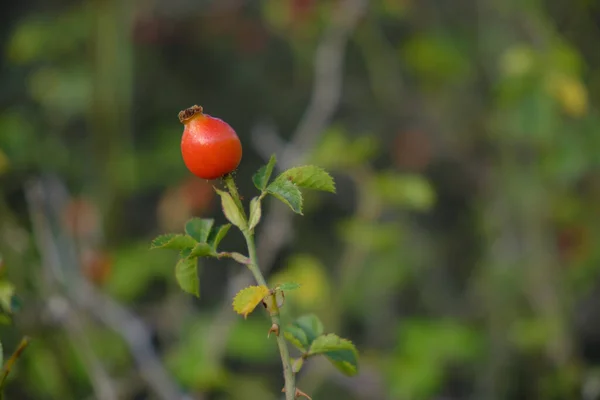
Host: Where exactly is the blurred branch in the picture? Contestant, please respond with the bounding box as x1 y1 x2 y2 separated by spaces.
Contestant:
253 0 369 268
25 177 189 400
0 337 30 399
47 296 118 400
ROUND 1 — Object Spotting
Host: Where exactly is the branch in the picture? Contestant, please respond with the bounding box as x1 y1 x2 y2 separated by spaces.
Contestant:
25 177 190 400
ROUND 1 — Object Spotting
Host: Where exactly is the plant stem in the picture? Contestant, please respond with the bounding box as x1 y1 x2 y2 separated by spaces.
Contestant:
0 336 30 398
223 174 295 400
243 232 296 400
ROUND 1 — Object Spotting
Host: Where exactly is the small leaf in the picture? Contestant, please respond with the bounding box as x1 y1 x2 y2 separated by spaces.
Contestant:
294 314 324 344
292 357 304 373
309 334 359 376
248 197 262 232
276 166 336 193
215 189 247 229
266 179 303 214
175 257 199 297
190 242 213 258
232 286 270 318
253 155 277 191
0 282 15 313
151 234 197 250
284 325 310 352
275 282 301 292
185 218 214 243
208 224 231 251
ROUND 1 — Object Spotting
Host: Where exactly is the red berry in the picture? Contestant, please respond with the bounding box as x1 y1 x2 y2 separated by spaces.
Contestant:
179 105 242 180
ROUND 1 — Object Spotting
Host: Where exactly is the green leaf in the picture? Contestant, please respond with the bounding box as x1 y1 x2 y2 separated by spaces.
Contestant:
175 257 199 297
0 282 15 313
276 166 336 193
180 248 192 258
253 155 277 191
185 218 214 243
275 282 301 292
372 173 435 211
215 189 247 229
284 325 310 352
294 314 324 344
151 234 197 251
232 286 270 318
190 242 213 258
266 179 303 214
309 334 359 376
310 128 379 169
292 357 304 373
208 224 231 251
248 197 261 232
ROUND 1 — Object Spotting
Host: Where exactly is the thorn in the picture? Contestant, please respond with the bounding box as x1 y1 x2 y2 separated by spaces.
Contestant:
281 387 312 400
268 323 279 338
295 388 312 399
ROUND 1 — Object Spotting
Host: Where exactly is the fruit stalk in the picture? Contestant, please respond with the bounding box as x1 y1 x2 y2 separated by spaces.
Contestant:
223 174 296 400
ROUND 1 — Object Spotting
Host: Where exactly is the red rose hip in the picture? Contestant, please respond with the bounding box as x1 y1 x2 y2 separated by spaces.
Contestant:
179 105 242 180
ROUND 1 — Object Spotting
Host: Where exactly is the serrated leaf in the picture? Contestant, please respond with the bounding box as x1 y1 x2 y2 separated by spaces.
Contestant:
208 224 231 251
275 282 301 292
248 197 262 232
185 218 214 243
151 234 197 250
309 334 359 376
215 189 247 229
190 242 213 258
294 314 324 344
276 166 336 193
232 286 270 318
266 179 303 214
284 325 310 352
175 257 199 297
253 155 277 191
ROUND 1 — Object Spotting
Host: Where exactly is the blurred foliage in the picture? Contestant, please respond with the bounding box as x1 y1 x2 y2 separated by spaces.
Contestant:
0 0 600 399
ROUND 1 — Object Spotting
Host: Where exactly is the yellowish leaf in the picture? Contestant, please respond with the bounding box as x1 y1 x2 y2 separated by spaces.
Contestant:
232 285 270 319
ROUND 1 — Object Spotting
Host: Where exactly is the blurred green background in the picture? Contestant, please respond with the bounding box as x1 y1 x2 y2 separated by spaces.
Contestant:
1 0 600 399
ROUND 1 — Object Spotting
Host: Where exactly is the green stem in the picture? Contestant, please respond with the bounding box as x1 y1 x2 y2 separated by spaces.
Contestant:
243 233 296 400
223 174 295 400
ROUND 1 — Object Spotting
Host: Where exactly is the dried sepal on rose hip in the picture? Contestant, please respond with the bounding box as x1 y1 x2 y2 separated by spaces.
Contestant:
179 105 243 180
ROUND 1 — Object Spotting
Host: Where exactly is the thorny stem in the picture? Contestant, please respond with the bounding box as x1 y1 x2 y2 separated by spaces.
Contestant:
244 232 296 400
223 174 296 400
